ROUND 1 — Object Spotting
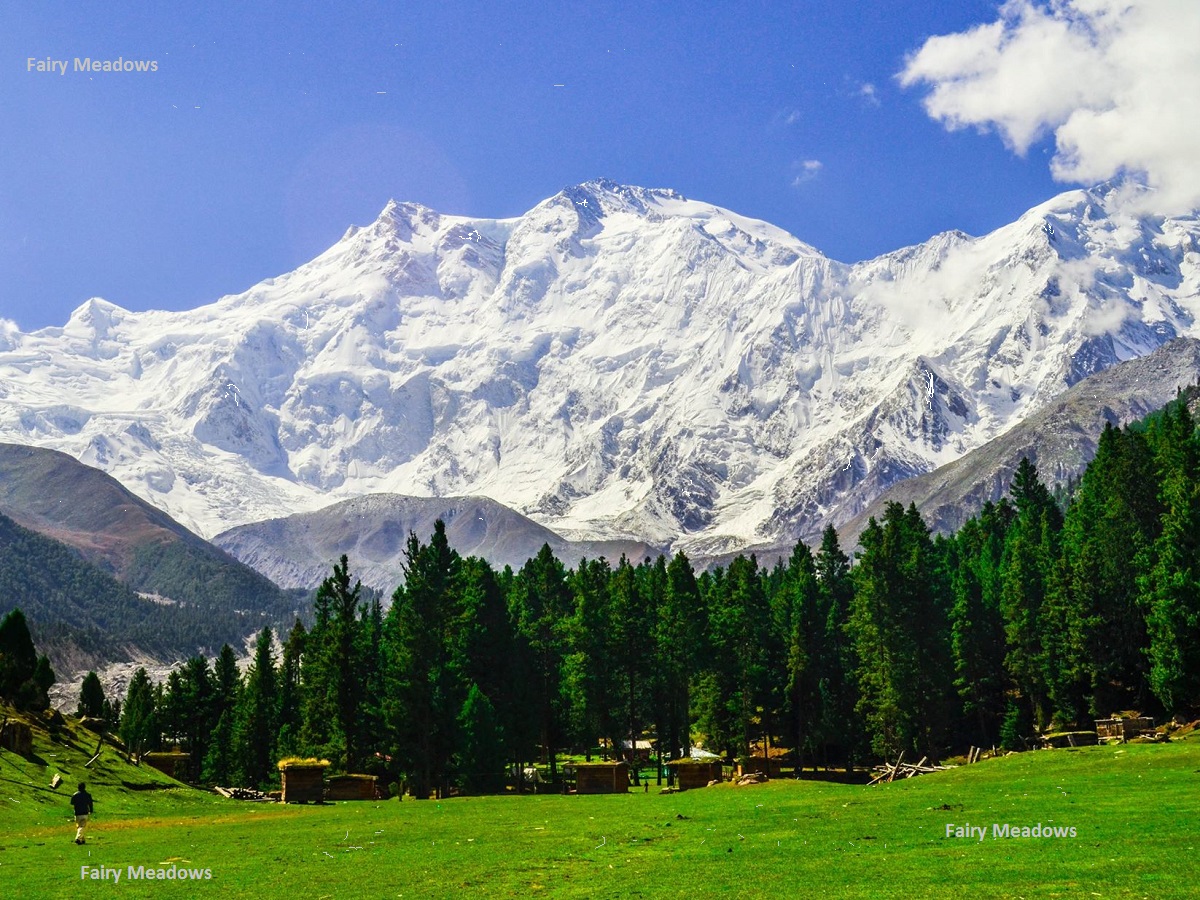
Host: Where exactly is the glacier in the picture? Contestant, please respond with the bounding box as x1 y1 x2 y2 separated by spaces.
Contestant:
1 178 1198 554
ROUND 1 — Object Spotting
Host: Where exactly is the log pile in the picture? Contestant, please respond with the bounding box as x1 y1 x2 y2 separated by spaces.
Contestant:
213 786 273 801
867 753 955 785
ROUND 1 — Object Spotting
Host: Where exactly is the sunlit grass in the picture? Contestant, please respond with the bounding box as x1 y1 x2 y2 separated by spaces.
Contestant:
3 713 1198 898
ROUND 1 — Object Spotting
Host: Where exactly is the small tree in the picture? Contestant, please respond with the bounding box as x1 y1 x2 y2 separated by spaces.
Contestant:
77 671 107 719
457 684 505 794
120 668 157 760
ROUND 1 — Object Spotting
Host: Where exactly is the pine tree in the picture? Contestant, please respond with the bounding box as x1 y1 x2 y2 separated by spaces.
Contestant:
948 508 1009 745
1001 459 1060 730
562 556 616 758
77 671 106 719
0 608 38 706
656 552 704 765
1060 423 1159 716
782 541 822 772
178 656 215 782
276 620 307 760
384 521 463 799
120 668 157 761
507 543 572 782
1139 403 1200 715
814 525 859 770
849 504 951 762
202 644 240 785
456 683 505 794
234 628 278 787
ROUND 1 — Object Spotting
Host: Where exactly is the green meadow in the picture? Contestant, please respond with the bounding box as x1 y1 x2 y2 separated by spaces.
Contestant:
2 713 1198 899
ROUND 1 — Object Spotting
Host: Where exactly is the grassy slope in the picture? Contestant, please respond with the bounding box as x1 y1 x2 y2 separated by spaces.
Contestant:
2 713 1198 898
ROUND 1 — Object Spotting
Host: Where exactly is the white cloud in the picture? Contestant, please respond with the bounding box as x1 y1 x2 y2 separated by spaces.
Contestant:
774 109 803 127
0 318 22 351
859 82 880 106
791 159 823 186
899 0 1200 215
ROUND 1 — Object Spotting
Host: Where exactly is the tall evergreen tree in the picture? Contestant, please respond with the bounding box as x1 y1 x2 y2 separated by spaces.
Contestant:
656 552 704 765
948 505 1010 745
203 644 241 785
508 543 572 781
814 525 859 770
234 627 278 787
1001 459 1061 730
0 608 39 708
384 521 462 799
1139 402 1200 715
276 620 307 760
849 504 952 762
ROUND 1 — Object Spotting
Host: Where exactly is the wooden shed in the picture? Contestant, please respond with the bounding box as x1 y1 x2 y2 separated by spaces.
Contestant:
143 751 190 780
573 761 629 794
325 774 378 801
1095 717 1154 741
667 759 723 790
278 759 329 803
738 756 783 778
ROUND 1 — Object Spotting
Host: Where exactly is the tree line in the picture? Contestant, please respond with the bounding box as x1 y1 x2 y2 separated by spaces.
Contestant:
62 397 1200 795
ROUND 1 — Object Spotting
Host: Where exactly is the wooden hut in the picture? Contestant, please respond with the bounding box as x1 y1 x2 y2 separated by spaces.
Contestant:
143 751 190 780
667 759 723 790
573 761 629 794
325 774 378 801
278 758 329 803
737 756 783 778
1095 717 1154 742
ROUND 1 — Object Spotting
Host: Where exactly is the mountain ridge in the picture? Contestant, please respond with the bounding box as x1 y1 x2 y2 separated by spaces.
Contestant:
1 179 1198 553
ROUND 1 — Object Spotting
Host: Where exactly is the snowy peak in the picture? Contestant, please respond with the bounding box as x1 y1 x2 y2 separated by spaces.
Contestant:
1 182 1199 554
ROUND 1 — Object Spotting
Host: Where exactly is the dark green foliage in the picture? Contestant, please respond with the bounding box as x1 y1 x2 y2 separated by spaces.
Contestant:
91 390 1200 791
77 671 106 719
384 522 463 799
0 512 302 667
0 607 55 712
999 697 1032 751
1138 402 1200 715
948 505 1010 745
203 647 241 786
120 667 157 759
849 504 952 762
0 607 39 707
508 544 572 781
234 628 279 788
456 683 505 794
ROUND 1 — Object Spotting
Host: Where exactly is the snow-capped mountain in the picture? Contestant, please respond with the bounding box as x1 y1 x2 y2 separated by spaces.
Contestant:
2 179 1198 553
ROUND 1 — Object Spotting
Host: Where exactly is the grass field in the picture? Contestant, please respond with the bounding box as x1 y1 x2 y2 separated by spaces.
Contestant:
2 711 1198 898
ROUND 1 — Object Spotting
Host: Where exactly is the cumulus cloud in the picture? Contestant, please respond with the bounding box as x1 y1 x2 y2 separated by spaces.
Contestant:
899 0 1200 214
859 82 880 106
791 159 823 186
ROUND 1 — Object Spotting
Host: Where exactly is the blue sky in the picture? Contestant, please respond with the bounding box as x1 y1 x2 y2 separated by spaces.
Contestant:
0 2 1113 330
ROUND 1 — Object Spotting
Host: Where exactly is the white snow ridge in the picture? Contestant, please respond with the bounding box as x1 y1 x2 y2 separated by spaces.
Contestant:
2 178 1199 555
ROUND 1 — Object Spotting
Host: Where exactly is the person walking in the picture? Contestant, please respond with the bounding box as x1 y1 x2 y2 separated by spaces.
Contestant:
71 782 94 844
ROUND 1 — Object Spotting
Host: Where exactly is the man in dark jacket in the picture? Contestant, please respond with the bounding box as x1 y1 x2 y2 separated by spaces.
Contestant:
71 782 94 844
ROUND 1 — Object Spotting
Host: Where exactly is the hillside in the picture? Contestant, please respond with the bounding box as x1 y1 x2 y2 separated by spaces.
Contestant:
0 444 305 660
214 493 661 591
839 336 1200 544
0 511 292 674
